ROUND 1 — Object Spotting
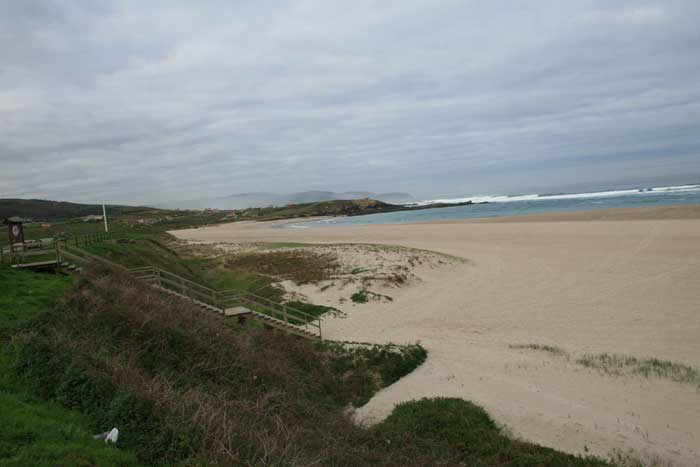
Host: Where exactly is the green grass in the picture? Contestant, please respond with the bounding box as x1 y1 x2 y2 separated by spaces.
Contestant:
376 397 611 467
0 268 71 338
320 341 427 406
351 289 393 304
0 386 139 467
83 238 196 279
286 301 343 318
0 267 139 466
223 250 339 284
351 290 369 303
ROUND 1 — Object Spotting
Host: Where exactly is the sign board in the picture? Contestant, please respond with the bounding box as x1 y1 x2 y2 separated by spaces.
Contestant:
7 221 24 245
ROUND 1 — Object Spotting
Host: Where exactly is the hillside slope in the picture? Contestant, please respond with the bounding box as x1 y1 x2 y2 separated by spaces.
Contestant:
4 265 614 466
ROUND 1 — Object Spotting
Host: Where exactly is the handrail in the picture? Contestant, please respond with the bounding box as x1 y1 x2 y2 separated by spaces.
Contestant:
59 242 126 271
232 290 320 324
125 265 322 338
50 242 323 339
157 268 217 295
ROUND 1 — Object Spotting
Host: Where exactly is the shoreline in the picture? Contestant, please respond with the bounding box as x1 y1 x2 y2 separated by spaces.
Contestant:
273 203 700 229
170 203 700 466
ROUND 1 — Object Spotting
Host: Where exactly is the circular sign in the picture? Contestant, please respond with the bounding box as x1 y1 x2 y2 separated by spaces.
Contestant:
11 225 20 238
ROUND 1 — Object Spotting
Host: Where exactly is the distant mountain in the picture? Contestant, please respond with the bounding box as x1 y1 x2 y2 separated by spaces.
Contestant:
160 191 414 210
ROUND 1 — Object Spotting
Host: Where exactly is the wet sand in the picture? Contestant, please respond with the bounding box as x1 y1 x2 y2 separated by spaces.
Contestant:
171 205 700 466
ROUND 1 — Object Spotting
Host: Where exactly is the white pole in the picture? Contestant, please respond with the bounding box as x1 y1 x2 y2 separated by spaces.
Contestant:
102 203 109 233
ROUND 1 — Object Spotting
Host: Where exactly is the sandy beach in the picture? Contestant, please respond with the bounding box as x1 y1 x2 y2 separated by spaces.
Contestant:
172 205 700 466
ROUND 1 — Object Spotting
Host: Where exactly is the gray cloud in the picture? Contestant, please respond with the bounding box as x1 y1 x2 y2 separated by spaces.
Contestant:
1 0 699 204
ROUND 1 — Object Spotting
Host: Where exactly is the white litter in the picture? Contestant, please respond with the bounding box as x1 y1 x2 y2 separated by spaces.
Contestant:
94 427 119 443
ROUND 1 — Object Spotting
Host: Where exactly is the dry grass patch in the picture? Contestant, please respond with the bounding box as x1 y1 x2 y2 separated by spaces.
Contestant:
509 343 569 357
224 250 340 284
576 353 700 387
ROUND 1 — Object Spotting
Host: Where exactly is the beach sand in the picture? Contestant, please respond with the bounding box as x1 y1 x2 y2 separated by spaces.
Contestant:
171 205 700 466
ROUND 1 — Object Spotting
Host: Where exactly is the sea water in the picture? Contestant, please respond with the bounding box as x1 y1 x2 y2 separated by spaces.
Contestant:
281 184 700 228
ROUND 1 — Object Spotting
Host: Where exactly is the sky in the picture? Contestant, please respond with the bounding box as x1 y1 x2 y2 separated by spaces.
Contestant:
1 0 700 205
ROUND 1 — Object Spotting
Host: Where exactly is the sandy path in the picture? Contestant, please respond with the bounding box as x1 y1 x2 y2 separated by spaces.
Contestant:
172 206 700 466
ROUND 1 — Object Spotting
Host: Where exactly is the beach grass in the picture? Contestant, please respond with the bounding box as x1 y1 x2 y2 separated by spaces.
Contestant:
576 353 700 386
509 343 569 357
509 342 700 388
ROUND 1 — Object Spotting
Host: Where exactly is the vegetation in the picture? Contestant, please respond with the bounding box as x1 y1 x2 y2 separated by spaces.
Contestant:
576 353 700 386
0 198 152 221
376 397 611 467
509 343 569 357
351 290 369 303
232 197 476 221
320 341 427 406
351 289 393 304
0 267 139 466
2 266 616 466
0 268 71 338
286 301 343 319
510 342 700 388
223 249 339 285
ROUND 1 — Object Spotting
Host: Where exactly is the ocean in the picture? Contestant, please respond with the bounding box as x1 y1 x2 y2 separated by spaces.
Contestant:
281 183 700 228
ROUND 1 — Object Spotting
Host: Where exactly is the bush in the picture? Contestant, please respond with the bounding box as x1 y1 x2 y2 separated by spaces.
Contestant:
319 341 427 406
377 398 613 467
351 290 369 303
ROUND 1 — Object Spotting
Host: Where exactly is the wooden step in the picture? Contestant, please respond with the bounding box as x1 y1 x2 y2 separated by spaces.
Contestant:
134 272 320 340
250 311 319 339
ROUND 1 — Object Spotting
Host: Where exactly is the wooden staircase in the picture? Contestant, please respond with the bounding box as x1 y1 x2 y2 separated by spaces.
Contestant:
3 237 323 341
128 266 322 340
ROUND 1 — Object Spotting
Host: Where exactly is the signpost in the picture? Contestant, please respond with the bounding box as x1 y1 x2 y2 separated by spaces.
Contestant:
3 218 25 264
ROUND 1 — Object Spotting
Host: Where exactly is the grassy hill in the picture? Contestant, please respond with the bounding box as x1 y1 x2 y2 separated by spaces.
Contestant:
0 263 617 466
0 199 157 221
0 267 139 466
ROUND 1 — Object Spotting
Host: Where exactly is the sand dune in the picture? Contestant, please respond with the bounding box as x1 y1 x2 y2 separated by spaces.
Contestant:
171 205 700 466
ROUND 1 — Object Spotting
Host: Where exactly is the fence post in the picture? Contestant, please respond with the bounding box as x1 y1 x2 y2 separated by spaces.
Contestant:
283 305 288 325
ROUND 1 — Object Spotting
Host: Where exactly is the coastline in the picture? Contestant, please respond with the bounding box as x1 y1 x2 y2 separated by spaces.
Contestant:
170 204 700 466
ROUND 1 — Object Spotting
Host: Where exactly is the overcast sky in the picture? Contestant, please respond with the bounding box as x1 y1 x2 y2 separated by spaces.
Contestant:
1 0 699 204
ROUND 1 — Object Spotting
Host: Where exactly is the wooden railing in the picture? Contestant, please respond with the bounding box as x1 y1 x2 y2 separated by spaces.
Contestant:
1 232 112 266
1 234 322 339
128 265 322 339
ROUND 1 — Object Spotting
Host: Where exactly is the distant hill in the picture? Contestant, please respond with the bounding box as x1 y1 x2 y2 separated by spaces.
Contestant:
0 199 155 221
160 191 414 210
235 198 474 221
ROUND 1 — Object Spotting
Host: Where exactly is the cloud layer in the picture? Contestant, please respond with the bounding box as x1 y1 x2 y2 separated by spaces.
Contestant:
2 0 699 204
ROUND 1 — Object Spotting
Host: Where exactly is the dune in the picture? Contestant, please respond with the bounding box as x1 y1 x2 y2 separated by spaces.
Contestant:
171 205 700 466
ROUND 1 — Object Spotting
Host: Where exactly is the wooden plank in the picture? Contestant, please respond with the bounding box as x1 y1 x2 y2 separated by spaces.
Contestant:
12 260 58 269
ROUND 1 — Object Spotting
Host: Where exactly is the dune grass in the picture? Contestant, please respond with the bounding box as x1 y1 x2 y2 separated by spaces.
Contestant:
510 341 700 389
376 397 611 467
576 353 700 386
509 343 569 357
